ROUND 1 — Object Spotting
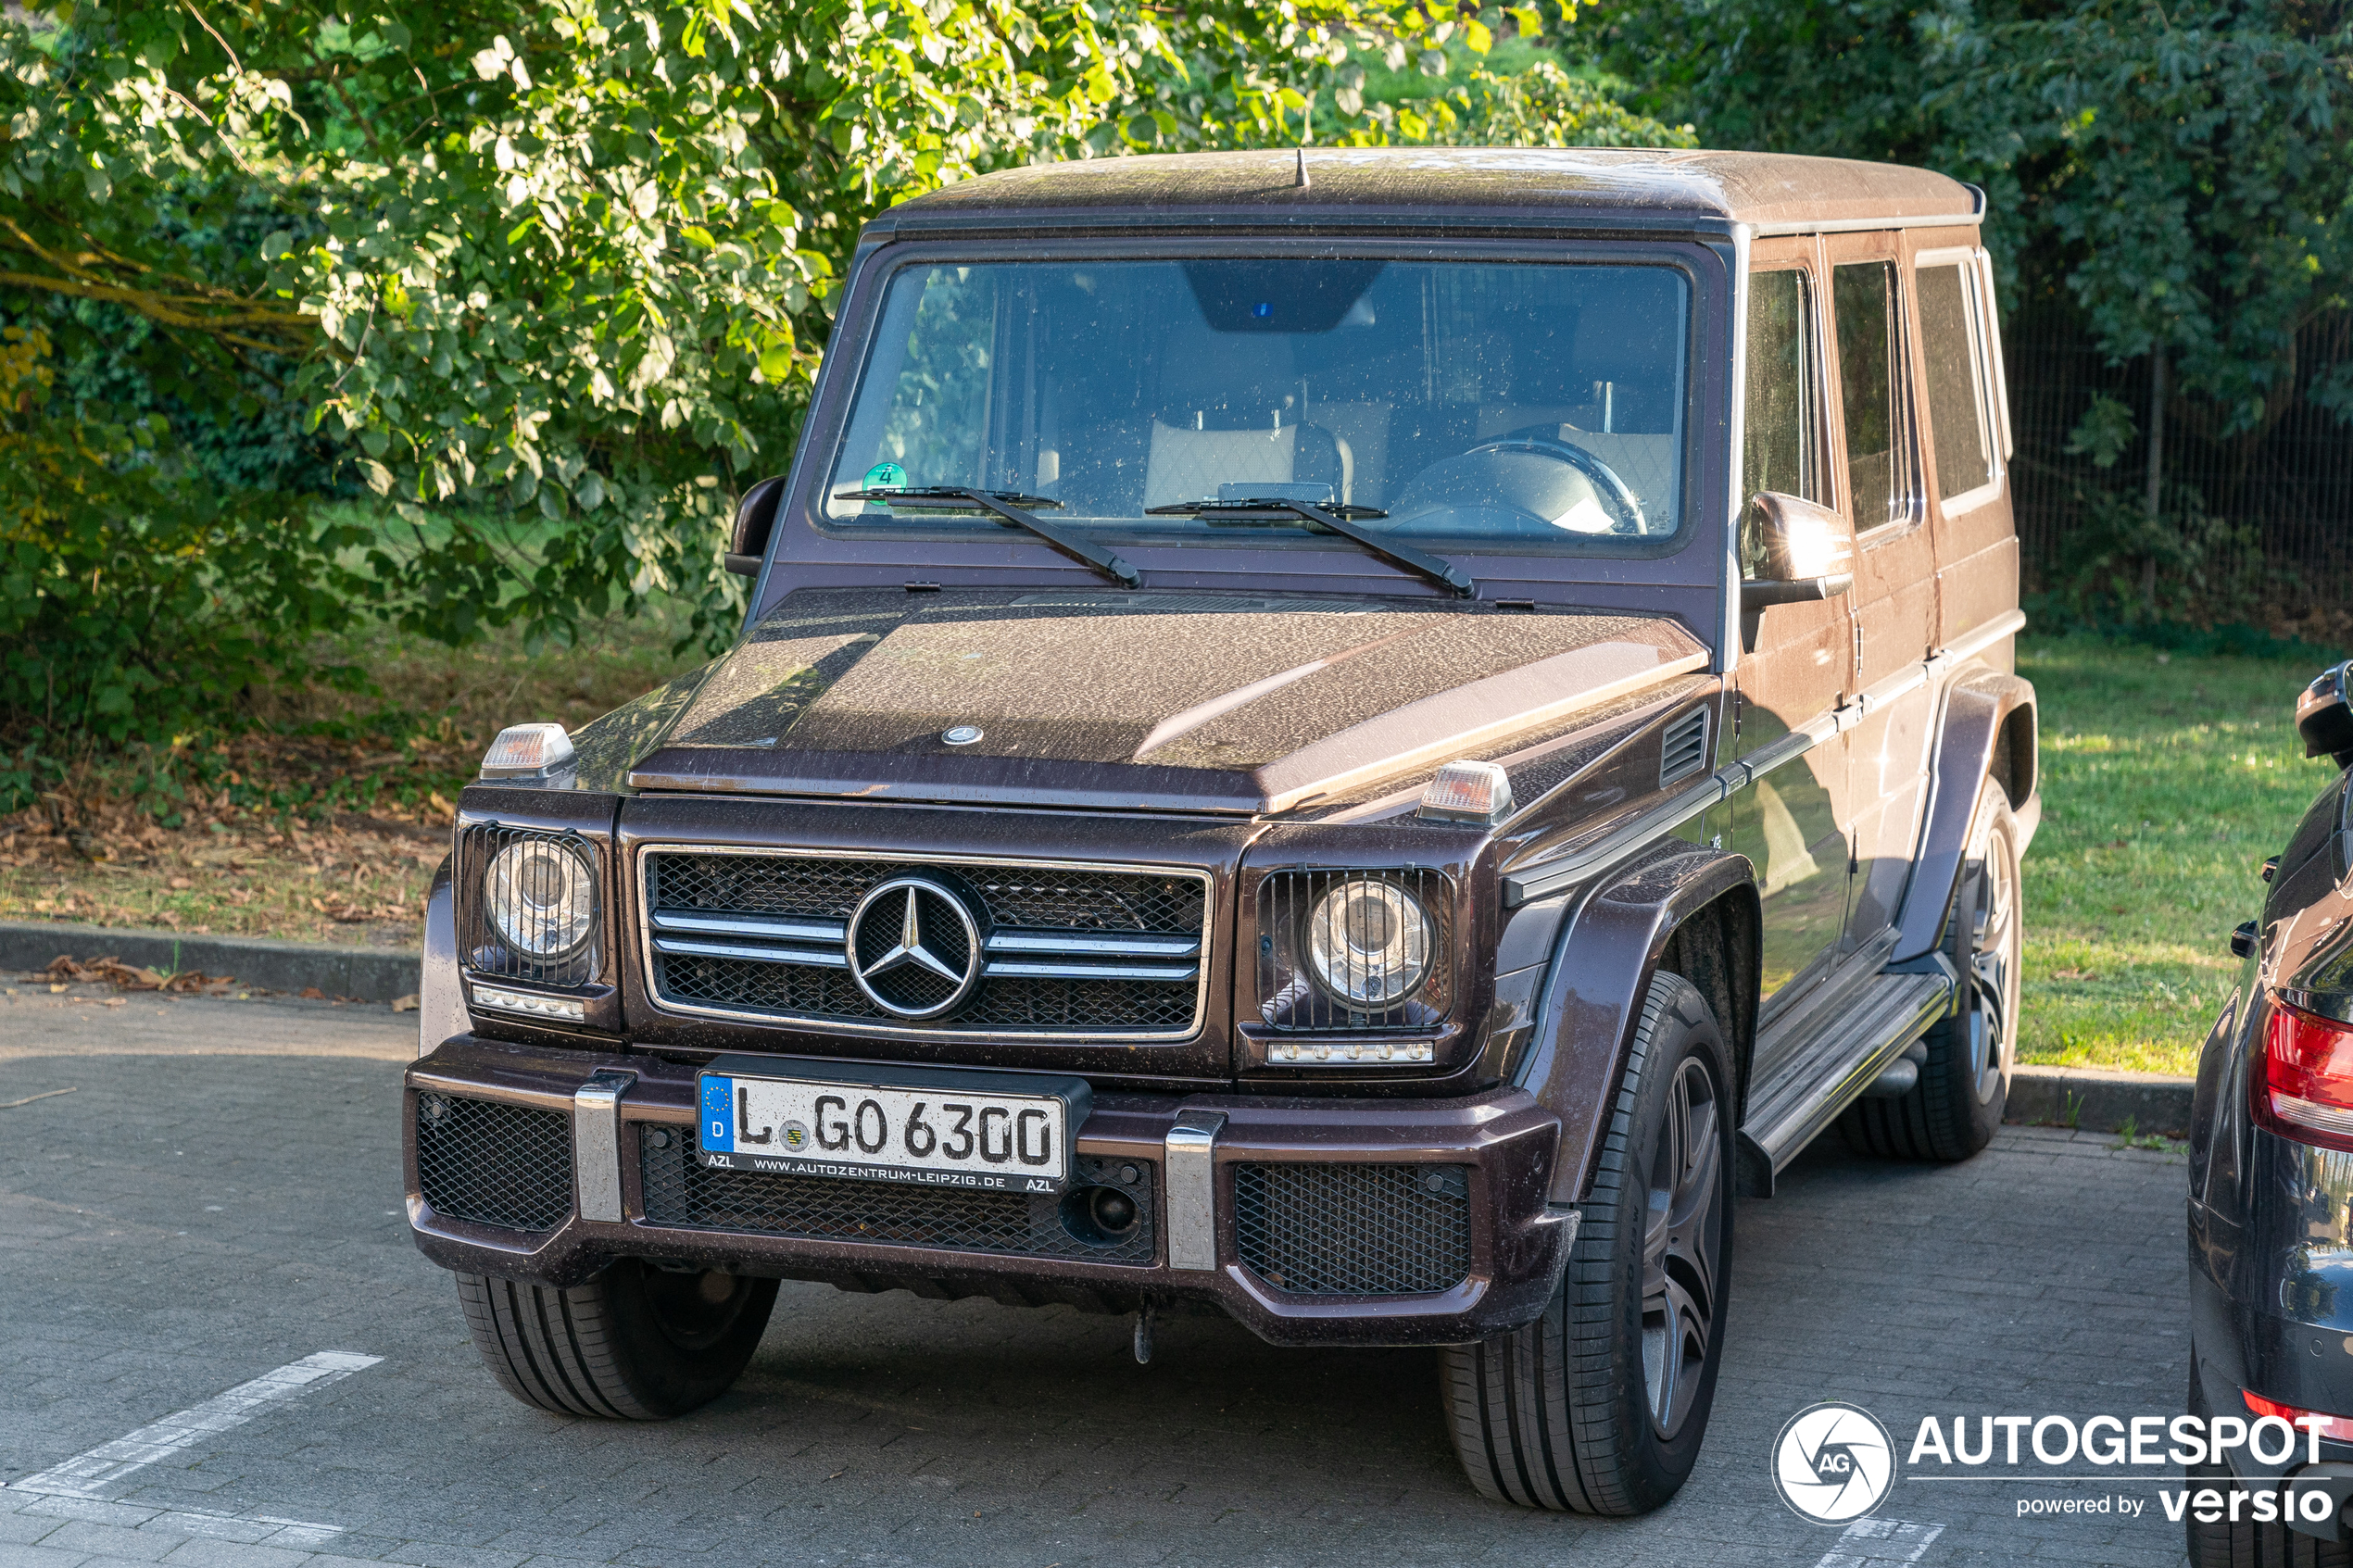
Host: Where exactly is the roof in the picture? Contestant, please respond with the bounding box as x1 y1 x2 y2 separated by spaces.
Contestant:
869 148 1981 238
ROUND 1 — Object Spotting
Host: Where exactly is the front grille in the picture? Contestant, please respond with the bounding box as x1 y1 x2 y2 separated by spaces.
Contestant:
638 1127 1156 1264
641 850 1209 1036
1234 1163 1472 1296
415 1093 573 1233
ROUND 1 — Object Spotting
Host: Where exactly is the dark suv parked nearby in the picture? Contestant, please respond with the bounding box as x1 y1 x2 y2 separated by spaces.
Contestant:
406 147 2038 1514
2186 661 2353 1562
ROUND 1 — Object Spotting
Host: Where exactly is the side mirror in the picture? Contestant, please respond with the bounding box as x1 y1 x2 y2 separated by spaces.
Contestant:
1739 492 1856 650
725 475 787 577
2297 661 2353 767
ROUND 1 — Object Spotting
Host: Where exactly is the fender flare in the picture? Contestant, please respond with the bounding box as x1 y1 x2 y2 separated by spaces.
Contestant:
1892 667 2038 963
1513 840 1762 1206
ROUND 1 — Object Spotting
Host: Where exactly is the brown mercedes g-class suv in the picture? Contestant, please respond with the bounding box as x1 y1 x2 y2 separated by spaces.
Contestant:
407 147 2038 1515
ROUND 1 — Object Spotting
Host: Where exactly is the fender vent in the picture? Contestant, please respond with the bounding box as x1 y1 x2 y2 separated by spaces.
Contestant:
1660 706 1710 787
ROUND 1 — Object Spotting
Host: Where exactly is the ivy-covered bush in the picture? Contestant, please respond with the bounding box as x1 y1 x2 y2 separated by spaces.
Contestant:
0 326 372 744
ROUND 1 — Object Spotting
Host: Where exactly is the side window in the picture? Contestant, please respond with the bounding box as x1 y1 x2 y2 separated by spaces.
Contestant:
1741 268 1823 573
1743 269 1822 504
1916 258 1998 505
1831 260 1918 532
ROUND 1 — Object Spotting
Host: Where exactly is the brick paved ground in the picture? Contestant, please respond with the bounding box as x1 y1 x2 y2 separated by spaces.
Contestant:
0 988 2190 1566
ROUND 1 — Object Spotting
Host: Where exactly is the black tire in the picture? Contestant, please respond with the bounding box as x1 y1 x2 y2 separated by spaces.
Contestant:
1842 778 2022 1161
2183 1361 2353 1566
1440 971 1735 1513
457 1260 778 1419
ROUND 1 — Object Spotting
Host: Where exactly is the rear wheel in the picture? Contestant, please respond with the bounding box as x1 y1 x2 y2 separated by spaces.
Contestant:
458 1260 777 1419
1440 971 1735 1513
1843 778 2021 1160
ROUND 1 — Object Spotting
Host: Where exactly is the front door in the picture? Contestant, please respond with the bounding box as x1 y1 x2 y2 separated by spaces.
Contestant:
1730 244 1854 1025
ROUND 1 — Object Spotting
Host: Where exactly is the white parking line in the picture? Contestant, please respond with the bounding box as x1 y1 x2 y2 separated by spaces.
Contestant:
13 1492 349 1549
7 1349 381 1499
1812 1517 1946 1566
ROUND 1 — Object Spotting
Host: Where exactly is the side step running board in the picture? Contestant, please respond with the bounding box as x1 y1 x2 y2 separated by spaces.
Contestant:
1739 958 1958 1194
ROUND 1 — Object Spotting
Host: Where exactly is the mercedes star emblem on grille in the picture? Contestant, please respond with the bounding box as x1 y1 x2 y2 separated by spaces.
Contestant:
845 876 985 1018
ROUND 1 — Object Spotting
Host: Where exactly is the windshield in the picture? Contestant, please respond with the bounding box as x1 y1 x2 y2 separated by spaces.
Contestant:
822 257 1692 554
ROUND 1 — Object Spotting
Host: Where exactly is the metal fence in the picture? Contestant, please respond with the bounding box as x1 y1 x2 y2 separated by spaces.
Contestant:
2006 306 2353 622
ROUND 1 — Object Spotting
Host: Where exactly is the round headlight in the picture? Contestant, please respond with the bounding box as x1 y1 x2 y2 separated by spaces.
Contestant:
485 840 595 958
1305 878 1432 1008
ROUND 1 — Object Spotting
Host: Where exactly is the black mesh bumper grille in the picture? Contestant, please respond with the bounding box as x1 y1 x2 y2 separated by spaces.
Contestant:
415 1093 573 1233
638 1127 1155 1265
1234 1164 1473 1296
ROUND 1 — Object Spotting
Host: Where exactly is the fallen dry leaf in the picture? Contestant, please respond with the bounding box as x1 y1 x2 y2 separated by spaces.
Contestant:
391 993 420 1012
38 956 238 995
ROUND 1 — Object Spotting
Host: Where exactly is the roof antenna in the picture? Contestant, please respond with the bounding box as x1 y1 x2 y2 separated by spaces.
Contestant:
1294 146 1311 189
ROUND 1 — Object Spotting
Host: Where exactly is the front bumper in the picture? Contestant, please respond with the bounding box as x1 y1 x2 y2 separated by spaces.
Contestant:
404 1037 1572 1347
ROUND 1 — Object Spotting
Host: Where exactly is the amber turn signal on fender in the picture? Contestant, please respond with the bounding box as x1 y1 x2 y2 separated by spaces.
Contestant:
480 721 574 780
1417 759 1513 824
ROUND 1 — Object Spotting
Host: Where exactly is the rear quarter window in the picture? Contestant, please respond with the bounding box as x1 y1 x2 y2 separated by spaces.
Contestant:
1915 257 1999 508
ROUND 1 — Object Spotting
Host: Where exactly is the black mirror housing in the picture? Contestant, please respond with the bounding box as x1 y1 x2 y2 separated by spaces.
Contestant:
726 475 787 576
1739 491 1856 651
2297 660 2353 767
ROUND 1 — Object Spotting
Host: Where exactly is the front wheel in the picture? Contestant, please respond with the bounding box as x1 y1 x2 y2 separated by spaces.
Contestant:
1440 971 1735 1513
458 1260 778 1419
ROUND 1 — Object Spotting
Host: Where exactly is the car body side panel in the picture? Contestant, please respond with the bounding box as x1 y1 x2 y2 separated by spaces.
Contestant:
2192 761 2353 1488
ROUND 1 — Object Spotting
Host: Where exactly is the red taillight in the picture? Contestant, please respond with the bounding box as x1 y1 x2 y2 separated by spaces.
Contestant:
2257 1001 2353 1151
2246 1389 2353 1443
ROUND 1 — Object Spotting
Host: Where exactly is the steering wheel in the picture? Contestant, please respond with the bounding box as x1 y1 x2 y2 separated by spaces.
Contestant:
1459 432 1649 536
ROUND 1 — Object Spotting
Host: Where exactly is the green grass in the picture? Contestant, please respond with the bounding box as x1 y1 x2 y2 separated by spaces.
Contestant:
2018 633 2341 1075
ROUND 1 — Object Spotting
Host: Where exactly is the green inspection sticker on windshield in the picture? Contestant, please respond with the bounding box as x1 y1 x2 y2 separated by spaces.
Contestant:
863 461 906 489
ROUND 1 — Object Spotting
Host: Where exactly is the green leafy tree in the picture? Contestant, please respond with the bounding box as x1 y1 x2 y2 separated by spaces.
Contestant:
0 0 1689 735
1596 0 2353 430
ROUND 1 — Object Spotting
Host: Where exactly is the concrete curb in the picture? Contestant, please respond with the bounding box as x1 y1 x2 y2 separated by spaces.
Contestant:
2009 1063 2194 1136
0 920 421 1004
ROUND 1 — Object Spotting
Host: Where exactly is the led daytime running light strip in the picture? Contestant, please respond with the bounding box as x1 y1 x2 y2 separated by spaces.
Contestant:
1268 1040 1434 1065
471 985 586 1022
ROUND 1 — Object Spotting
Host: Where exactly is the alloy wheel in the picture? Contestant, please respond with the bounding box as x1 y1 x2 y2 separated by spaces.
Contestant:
1642 1057 1722 1438
1964 825 2021 1106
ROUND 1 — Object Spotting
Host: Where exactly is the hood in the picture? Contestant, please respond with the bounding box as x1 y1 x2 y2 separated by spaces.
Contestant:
606 589 1708 815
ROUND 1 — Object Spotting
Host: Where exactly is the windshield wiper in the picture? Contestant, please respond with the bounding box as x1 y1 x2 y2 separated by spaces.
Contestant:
1145 496 1474 599
836 486 1141 590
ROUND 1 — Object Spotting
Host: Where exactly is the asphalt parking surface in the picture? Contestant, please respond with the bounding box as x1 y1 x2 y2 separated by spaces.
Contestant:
0 988 2191 1567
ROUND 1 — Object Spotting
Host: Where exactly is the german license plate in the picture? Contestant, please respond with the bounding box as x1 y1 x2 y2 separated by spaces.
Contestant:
696 1061 1086 1194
